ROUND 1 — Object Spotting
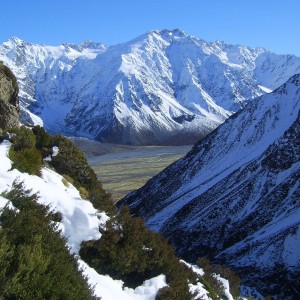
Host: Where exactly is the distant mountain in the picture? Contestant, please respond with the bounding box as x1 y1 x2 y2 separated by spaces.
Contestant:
120 74 300 298
1 30 300 145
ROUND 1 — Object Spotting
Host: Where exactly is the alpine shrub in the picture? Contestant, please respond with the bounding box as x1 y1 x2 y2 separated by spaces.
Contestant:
10 125 36 151
0 181 95 299
9 146 42 175
32 125 53 157
51 135 97 190
80 206 196 299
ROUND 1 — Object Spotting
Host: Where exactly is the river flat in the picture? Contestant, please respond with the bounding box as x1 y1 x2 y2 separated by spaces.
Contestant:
88 145 192 202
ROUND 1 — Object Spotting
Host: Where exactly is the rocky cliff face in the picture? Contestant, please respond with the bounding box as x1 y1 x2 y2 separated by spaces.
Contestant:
120 74 300 298
0 63 19 129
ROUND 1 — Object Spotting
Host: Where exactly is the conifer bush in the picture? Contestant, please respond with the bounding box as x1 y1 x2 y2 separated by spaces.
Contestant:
51 134 97 190
7 126 43 175
9 147 42 175
196 257 241 299
215 264 241 299
88 180 115 216
10 125 36 151
32 125 53 157
0 181 95 299
50 134 114 214
80 206 196 299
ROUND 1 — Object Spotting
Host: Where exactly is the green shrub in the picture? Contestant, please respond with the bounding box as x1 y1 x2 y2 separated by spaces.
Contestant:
80 206 196 299
62 174 75 185
9 147 42 175
0 181 95 299
10 125 36 151
196 257 242 299
88 180 115 216
156 286 177 300
196 257 225 300
51 135 97 190
32 125 53 157
50 135 115 213
79 186 89 199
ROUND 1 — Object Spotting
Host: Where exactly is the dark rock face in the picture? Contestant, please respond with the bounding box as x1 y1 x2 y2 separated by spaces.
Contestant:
0 63 19 129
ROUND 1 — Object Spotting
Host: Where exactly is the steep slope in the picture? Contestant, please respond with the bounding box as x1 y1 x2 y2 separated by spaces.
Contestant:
1 30 300 144
120 74 300 298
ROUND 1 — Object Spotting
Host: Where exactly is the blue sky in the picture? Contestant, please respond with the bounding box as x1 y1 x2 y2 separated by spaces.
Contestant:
1 0 299 55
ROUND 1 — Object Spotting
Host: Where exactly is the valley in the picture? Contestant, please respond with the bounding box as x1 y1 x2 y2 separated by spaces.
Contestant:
1 27 300 299
87 144 192 202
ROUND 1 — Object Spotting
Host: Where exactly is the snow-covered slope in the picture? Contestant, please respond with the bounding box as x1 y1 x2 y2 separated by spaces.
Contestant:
0 140 235 299
1 30 300 145
0 140 168 299
120 74 300 298
0 37 107 127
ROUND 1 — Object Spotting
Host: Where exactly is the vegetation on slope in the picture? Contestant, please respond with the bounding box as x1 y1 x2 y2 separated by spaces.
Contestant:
80 206 197 299
0 181 95 299
2 124 241 299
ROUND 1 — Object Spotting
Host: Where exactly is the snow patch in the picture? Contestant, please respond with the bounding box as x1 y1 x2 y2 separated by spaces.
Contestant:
258 85 272 93
79 260 167 300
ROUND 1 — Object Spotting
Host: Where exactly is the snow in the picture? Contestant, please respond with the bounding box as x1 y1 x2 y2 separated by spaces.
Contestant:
79 260 167 300
0 195 15 211
180 260 236 300
146 75 300 231
1 31 299 144
52 146 59 157
180 261 211 300
258 85 272 93
0 140 102 253
0 140 168 299
214 274 233 300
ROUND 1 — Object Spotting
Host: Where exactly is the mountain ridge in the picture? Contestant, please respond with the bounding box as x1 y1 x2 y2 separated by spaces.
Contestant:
1 29 300 145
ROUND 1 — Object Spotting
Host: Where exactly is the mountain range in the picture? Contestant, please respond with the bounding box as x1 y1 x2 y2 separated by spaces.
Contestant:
1 29 300 145
120 74 300 298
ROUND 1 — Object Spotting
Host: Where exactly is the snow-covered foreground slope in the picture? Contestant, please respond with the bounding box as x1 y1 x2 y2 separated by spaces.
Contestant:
0 141 167 300
121 74 300 298
1 30 300 145
0 140 233 299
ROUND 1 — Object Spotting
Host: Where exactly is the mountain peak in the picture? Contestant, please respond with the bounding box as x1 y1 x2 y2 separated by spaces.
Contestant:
5 36 25 45
148 28 188 39
161 28 187 37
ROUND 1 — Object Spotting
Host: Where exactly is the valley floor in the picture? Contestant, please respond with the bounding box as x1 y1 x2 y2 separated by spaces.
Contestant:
87 144 192 202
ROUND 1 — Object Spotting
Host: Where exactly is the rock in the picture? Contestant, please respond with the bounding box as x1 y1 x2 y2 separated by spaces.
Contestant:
0 62 19 129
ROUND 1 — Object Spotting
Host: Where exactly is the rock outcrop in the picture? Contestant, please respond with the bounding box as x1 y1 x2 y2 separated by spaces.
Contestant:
0 62 19 129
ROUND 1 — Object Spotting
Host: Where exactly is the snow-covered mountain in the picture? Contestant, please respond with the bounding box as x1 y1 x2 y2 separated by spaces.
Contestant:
1 30 300 145
120 74 300 298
